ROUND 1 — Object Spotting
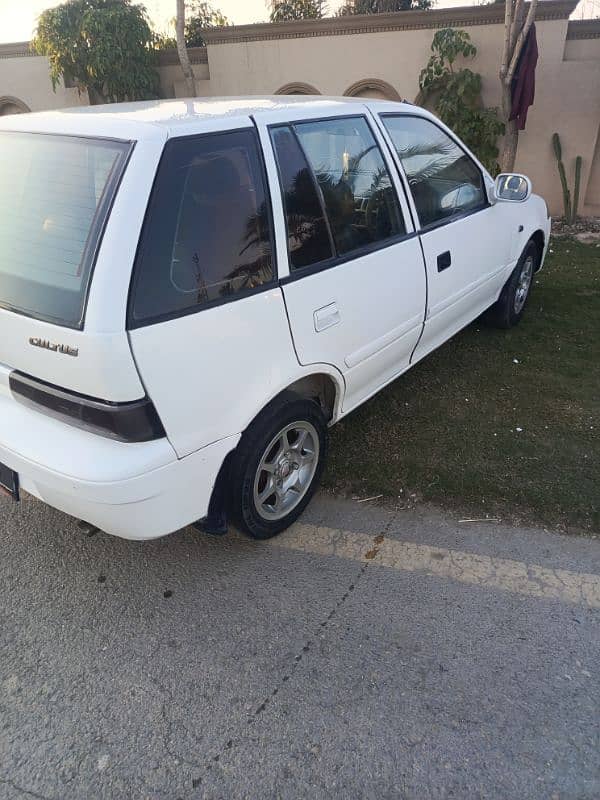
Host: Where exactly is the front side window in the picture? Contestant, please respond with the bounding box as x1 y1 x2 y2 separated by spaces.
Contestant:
292 116 405 260
0 132 130 328
382 115 486 228
130 129 274 326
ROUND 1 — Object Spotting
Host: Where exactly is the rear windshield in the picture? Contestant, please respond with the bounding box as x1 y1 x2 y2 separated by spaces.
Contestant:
0 132 130 328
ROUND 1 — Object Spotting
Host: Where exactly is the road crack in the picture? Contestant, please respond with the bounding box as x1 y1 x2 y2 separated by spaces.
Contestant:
189 512 397 793
0 777 54 800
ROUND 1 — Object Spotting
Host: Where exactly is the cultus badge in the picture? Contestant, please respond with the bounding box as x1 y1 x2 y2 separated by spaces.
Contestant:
29 338 79 357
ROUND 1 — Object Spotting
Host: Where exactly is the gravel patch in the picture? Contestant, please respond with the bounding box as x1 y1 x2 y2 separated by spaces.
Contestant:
551 216 600 239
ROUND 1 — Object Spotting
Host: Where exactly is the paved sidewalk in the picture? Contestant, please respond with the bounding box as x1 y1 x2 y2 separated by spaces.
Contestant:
1 492 599 799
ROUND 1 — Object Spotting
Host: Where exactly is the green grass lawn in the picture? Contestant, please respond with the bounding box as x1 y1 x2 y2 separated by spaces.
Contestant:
325 238 600 533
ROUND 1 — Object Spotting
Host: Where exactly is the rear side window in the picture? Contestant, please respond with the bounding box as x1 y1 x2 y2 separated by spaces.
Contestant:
130 129 274 326
0 132 130 328
382 115 486 228
293 117 405 258
270 126 333 270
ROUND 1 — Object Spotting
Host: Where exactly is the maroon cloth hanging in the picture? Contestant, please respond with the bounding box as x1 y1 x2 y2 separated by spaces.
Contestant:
510 23 538 131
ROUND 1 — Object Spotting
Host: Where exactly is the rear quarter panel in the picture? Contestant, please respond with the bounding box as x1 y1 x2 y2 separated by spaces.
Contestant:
128 288 344 458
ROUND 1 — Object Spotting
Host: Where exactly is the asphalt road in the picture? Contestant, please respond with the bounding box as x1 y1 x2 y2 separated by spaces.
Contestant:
1 491 599 800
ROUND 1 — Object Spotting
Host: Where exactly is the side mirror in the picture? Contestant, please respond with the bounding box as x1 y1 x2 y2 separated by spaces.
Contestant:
494 173 532 203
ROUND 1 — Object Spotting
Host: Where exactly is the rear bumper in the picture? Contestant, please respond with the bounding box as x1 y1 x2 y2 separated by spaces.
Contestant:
0 381 238 540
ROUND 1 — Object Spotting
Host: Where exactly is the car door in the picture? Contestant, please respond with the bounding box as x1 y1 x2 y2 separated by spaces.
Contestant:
257 113 427 414
378 113 516 362
127 121 299 458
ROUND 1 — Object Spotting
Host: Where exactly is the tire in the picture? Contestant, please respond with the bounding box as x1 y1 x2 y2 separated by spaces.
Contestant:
230 392 328 540
485 240 538 329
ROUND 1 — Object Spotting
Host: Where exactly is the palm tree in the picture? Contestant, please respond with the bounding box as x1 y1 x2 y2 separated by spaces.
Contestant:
337 0 432 14
269 1 327 21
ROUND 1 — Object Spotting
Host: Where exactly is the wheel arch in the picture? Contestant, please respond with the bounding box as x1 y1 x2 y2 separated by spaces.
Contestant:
279 372 340 423
529 229 545 271
199 367 344 533
255 365 345 427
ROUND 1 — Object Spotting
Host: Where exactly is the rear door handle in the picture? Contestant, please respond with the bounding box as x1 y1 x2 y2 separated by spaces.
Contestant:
314 302 340 332
437 251 452 272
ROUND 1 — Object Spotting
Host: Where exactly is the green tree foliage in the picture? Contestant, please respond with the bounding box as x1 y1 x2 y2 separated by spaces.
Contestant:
419 28 504 174
337 0 432 14
153 31 177 50
185 1 230 47
269 0 326 21
33 0 158 104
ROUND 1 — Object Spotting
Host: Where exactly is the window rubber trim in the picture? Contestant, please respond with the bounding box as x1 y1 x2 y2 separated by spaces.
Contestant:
289 124 337 260
126 126 279 331
416 202 491 234
278 231 420 286
377 111 491 233
267 113 411 281
366 108 418 232
268 122 336 267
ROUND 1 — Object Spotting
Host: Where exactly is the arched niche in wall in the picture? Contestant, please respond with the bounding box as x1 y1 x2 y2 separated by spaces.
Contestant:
0 96 30 116
275 82 321 96
343 79 401 102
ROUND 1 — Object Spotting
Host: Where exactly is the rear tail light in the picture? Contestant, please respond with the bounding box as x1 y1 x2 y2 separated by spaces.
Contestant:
9 371 166 443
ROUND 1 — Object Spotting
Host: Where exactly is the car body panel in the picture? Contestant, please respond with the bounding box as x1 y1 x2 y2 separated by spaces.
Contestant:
129 287 321 458
279 240 426 414
411 205 514 362
0 310 146 402
253 107 427 414
0 97 550 539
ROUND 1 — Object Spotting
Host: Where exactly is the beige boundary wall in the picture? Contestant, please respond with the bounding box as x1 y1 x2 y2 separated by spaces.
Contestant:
0 0 599 215
0 41 87 113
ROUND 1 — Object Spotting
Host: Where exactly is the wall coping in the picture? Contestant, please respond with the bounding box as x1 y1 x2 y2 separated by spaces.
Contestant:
202 0 579 45
0 2 587 62
567 19 600 40
0 41 33 59
0 39 211 64
157 47 208 66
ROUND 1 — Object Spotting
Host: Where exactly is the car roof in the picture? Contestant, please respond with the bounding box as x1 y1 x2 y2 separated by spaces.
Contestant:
0 95 424 141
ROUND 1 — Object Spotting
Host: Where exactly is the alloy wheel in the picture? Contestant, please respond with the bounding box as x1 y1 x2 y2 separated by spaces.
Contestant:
514 255 534 314
253 421 320 521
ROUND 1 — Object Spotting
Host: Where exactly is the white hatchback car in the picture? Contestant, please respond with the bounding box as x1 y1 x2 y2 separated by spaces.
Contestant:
0 97 550 540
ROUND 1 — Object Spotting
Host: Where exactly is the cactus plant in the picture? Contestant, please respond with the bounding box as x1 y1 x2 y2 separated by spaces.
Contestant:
552 133 571 223
552 133 583 225
572 155 582 223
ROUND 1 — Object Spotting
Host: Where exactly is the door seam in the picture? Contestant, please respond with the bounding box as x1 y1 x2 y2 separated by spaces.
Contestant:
409 234 429 364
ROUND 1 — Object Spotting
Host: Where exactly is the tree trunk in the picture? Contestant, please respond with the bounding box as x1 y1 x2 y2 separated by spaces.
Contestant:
87 85 107 105
498 0 538 174
501 119 519 174
500 81 518 173
176 0 197 97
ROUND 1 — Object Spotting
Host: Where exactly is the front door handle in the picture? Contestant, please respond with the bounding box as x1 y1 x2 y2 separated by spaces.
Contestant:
437 251 452 272
314 302 340 332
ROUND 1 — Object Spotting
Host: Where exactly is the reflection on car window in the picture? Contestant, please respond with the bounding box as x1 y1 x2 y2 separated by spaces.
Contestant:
271 126 333 270
383 115 486 228
0 132 128 327
292 117 405 258
131 129 273 325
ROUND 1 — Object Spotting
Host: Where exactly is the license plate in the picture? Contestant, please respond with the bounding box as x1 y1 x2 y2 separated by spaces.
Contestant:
0 462 19 501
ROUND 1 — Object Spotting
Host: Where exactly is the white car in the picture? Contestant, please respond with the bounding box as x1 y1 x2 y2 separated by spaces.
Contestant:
0 97 550 541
